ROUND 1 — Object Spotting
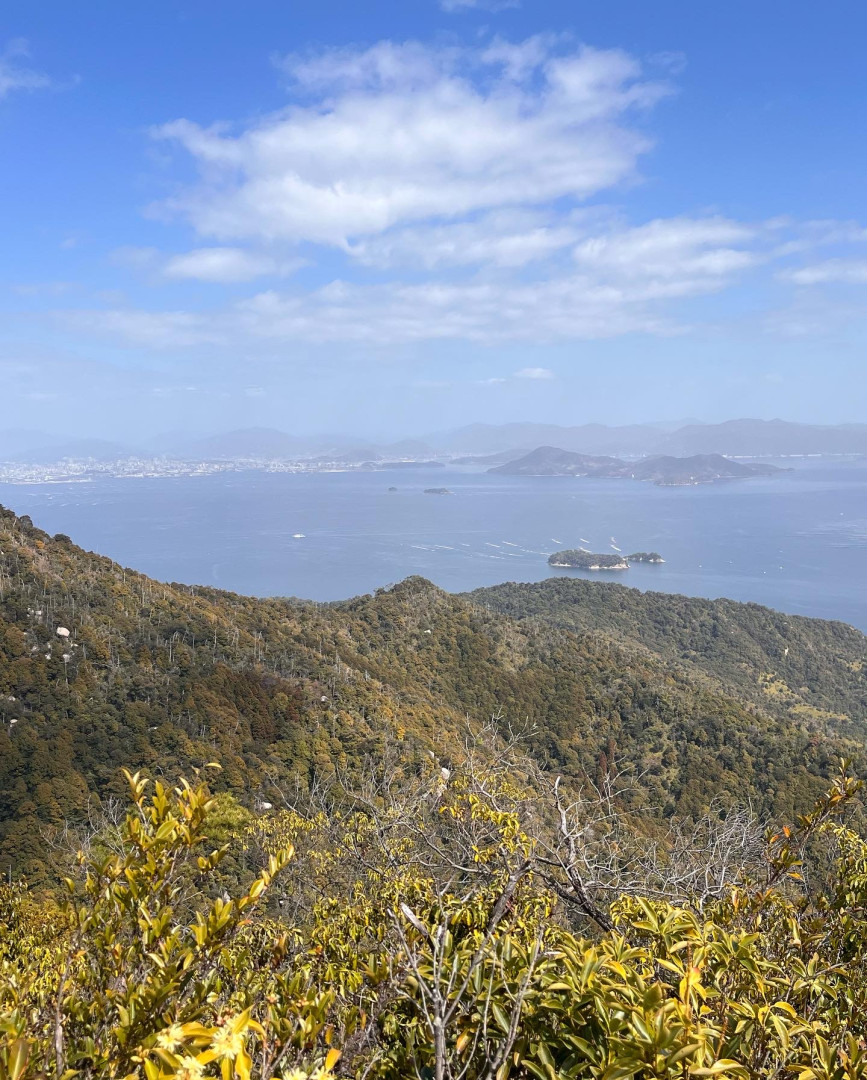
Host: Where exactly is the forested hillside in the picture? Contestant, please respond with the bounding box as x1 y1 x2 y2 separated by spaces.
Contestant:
469 578 867 738
0 504 865 880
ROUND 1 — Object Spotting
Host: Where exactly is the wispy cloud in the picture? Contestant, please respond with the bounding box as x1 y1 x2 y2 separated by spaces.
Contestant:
514 367 554 379
163 247 303 283
348 210 590 270
73 214 867 350
440 0 520 12
112 245 303 283
61 268 678 350
0 39 52 99
781 259 867 286
573 217 758 286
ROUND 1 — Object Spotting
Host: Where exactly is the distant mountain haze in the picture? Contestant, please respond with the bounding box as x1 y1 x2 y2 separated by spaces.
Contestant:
657 419 867 457
2 418 867 464
428 422 667 456
0 430 67 459
7 438 137 464
174 427 312 460
434 419 867 457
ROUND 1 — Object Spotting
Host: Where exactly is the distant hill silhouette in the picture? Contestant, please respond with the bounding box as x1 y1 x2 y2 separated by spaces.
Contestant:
175 427 312 459
491 447 783 483
432 419 867 457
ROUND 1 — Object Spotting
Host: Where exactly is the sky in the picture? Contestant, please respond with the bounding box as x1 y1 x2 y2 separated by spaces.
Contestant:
3 0 867 440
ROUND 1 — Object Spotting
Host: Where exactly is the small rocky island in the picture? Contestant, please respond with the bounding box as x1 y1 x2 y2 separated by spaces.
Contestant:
548 550 665 569
423 487 452 495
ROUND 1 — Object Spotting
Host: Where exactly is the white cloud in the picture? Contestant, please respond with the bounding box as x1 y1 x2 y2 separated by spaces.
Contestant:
112 245 302 283
65 308 223 349
228 275 674 345
53 37 867 357
110 247 161 270
573 217 758 288
440 0 520 12
0 39 51 99
514 367 554 379
163 247 302 283
61 270 678 351
348 210 588 269
153 38 671 247
768 219 867 256
72 211 867 351
13 281 75 297
781 259 867 286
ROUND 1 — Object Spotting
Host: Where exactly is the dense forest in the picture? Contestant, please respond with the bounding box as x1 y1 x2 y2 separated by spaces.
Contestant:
469 578 867 737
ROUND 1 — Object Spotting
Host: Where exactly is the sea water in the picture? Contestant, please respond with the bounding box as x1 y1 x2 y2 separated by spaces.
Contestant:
2 459 866 630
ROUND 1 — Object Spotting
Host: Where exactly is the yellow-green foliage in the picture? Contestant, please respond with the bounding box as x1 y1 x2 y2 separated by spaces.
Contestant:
2 766 866 1079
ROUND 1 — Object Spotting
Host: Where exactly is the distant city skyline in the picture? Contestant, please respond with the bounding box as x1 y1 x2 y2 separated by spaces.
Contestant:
3 1 867 436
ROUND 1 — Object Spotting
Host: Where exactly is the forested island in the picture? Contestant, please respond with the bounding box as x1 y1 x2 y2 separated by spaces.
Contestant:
492 446 786 484
548 549 665 569
548 550 629 569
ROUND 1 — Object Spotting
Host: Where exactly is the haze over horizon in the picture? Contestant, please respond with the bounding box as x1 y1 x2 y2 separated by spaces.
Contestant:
4 1 867 438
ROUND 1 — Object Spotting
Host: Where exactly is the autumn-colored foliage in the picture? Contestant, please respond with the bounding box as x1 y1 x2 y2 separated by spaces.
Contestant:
1 760 865 1079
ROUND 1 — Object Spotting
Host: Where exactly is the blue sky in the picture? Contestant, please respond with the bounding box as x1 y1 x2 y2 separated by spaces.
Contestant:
3 0 867 439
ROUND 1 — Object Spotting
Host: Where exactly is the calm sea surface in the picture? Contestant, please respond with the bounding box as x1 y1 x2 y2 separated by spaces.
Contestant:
2 460 867 630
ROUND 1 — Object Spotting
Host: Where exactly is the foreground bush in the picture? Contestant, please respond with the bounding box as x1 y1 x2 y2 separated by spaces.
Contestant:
0 763 866 1079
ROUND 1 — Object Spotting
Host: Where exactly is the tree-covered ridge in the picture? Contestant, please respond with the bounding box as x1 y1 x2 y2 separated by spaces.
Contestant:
0 504 865 881
467 578 867 739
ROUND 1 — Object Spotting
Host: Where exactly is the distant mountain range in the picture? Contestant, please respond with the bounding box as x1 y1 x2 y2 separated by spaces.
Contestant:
433 419 867 457
491 447 785 484
2 418 867 466
5 438 136 464
429 422 670 456
175 427 311 459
